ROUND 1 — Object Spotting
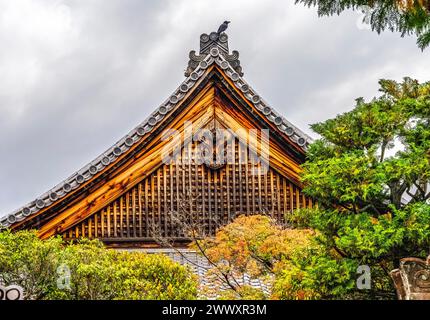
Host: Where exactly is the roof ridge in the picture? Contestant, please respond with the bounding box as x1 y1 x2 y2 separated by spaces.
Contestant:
1 46 312 229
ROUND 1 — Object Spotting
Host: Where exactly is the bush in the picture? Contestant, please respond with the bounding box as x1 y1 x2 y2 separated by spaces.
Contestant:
192 215 319 299
0 230 198 300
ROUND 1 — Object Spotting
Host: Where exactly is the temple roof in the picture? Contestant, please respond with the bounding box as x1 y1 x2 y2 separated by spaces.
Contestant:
0 29 312 229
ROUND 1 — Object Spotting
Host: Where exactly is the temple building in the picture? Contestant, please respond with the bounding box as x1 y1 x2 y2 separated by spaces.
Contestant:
1 29 314 248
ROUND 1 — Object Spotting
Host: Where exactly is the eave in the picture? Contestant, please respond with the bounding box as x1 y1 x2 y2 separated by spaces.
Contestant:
1 48 313 232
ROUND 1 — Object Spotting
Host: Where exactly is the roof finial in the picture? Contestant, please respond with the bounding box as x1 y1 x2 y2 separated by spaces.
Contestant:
184 22 243 77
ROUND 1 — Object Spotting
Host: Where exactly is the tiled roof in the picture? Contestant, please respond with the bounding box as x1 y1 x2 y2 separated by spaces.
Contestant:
1 30 312 229
135 248 272 299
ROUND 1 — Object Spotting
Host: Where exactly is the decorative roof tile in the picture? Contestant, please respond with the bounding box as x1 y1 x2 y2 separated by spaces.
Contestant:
0 31 312 229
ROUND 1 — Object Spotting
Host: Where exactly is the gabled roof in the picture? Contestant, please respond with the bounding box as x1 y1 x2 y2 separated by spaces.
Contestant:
0 31 312 230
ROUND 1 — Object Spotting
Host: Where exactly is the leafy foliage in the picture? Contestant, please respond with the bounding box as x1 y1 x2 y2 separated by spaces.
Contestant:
0 230 197 300
304 77 430 212
193 215 321 299
273 248 359 299
295 0 430 49
292 77 430 299
0 230 63 299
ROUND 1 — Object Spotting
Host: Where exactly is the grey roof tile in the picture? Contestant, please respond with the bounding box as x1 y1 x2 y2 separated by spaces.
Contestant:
1 35 312 229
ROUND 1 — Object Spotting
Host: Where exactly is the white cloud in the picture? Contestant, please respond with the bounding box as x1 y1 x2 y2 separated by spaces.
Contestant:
0 1 78 120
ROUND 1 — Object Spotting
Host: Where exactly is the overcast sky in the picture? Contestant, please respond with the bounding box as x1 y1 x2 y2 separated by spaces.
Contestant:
0 0 429 216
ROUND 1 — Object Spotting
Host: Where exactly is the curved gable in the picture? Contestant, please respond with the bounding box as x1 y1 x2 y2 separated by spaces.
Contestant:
1 31 313 244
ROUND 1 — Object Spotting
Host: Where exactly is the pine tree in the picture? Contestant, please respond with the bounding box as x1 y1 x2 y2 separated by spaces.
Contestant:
295 0 430 50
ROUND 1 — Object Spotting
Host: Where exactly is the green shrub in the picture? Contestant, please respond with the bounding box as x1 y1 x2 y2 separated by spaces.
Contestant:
0 230 197 300
0 230 63 299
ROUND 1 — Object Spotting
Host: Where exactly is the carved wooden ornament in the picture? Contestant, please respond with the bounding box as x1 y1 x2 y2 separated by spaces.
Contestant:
390 255 430 300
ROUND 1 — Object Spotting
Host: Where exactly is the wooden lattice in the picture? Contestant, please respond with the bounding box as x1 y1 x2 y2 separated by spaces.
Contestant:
61 137 313 242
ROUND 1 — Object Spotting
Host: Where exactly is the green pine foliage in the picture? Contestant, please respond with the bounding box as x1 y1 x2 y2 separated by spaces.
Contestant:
295 0 430 49
287 77 430 299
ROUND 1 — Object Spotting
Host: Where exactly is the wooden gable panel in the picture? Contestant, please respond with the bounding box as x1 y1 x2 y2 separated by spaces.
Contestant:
60 134 313 246
9 65 313 244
